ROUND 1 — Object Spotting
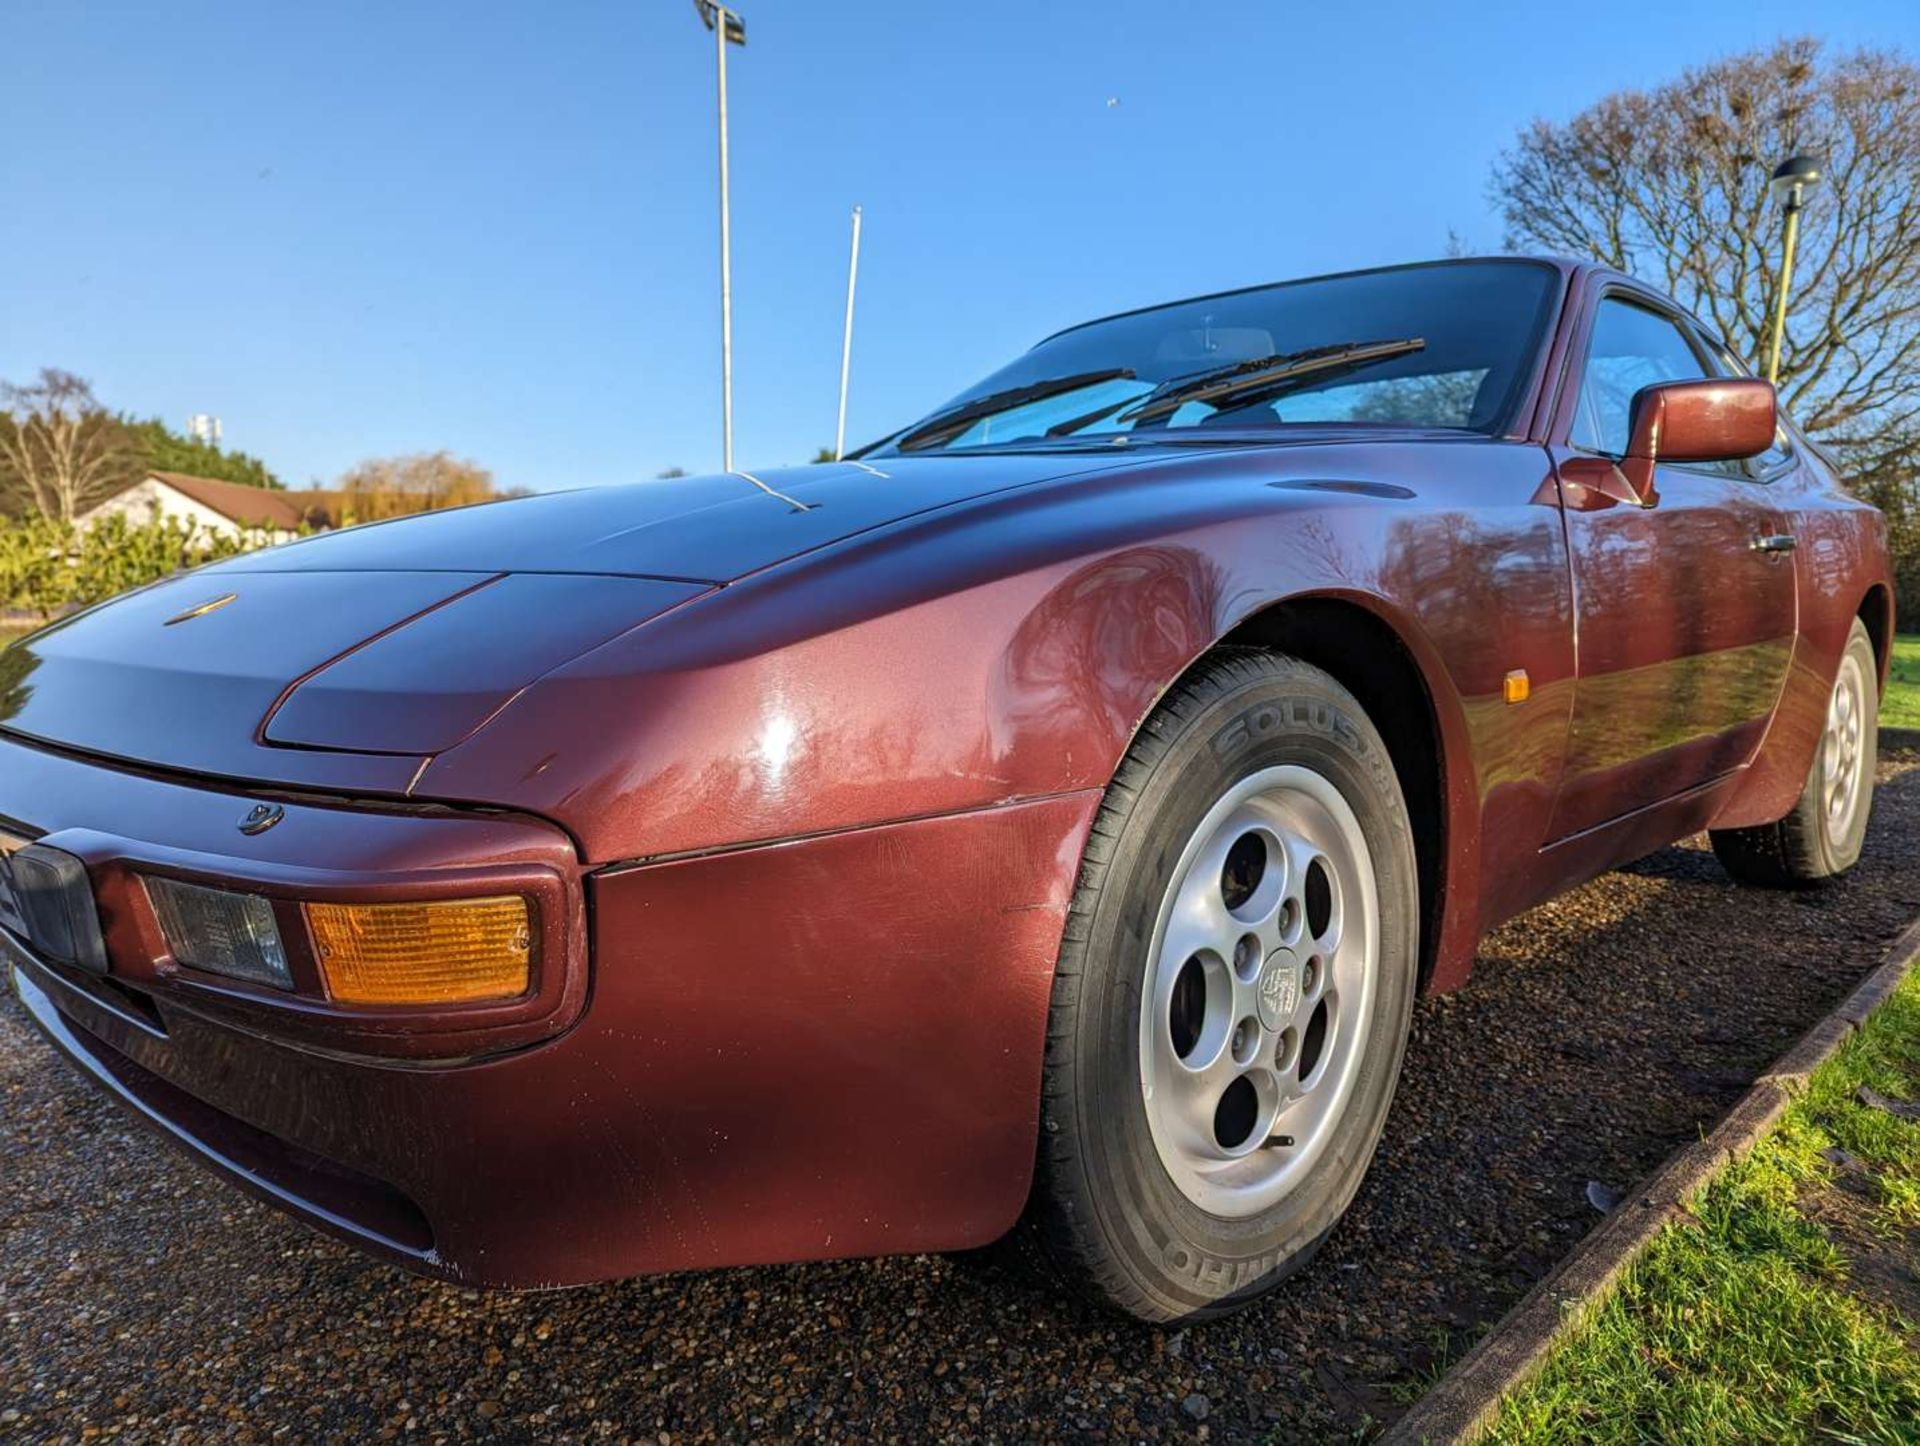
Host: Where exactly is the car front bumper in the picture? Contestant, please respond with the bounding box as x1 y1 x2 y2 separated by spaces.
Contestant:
2 730 1099 1287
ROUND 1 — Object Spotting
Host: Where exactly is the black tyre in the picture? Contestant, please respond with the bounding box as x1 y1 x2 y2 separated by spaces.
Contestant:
1026 649 1419 1323
1710 618 1878 888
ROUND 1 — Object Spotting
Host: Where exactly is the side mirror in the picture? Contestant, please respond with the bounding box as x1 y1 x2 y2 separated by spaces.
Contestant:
1618 378 1777 504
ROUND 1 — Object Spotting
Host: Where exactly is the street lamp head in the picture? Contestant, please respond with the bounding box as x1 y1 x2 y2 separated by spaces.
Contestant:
693 0 746 45
1769 153 1824 205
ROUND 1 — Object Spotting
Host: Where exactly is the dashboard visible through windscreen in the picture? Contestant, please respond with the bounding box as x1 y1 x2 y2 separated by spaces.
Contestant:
873 259 1561 456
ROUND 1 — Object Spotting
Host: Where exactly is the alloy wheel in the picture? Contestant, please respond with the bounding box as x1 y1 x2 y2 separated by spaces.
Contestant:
1138 765 1378 1218
1824 648 1869 839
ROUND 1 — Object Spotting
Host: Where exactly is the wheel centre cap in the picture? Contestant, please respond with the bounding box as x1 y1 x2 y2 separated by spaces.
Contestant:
1257 947 1301 1031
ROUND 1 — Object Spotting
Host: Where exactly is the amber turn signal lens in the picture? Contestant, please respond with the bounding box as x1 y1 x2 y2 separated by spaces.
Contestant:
306 896 533 1005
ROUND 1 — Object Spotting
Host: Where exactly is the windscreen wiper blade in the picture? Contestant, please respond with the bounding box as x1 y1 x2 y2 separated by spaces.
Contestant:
1114 337 1427 427
893 368 1137 452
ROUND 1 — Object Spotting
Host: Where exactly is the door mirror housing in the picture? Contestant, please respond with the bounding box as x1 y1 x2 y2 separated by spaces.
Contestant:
1618 377 1777 503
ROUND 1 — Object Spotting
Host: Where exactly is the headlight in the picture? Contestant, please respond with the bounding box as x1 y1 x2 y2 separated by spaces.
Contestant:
146 877 292 991
306 896 532 1005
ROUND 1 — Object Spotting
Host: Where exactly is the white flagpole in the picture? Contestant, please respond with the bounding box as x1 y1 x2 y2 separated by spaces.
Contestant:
834 205 862 460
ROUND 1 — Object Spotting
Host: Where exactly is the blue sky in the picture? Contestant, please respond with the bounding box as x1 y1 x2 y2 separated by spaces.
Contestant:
5 1 1916 490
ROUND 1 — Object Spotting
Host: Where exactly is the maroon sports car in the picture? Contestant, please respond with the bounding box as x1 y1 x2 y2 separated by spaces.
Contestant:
2 257 1891 1322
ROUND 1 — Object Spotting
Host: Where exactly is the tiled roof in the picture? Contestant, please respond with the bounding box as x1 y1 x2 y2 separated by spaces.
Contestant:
145 472 309 531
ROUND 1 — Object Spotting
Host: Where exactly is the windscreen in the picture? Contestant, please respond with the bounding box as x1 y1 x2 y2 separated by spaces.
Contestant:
876 260 1560 455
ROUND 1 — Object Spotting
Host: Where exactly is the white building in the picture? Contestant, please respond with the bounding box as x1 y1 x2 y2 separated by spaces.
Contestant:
78 471 313 543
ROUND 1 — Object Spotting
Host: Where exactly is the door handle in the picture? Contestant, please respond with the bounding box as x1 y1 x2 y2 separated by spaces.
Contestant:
1750 534 1797 554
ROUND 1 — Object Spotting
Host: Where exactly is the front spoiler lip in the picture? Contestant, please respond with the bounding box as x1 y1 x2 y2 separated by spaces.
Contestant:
8 943 449 1277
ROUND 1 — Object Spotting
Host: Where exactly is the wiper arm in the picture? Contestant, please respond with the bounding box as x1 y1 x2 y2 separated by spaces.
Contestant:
893 368 1136 452
1113 338 1426 427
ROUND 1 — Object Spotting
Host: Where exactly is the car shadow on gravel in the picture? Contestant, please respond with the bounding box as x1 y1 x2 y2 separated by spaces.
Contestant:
5 754 1919 1444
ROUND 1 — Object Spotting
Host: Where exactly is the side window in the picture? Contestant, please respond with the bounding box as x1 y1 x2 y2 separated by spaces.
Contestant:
1572 298 1716 453
1707 340 1796 478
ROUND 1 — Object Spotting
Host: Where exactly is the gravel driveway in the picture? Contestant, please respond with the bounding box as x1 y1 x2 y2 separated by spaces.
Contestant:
7 752 1919 1443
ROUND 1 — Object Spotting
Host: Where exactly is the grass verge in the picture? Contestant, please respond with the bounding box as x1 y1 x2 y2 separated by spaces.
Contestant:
1888 634 1920 731
1483 969 1920 1444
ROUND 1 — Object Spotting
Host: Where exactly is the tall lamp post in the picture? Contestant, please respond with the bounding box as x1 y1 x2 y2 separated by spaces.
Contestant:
695 0 747 471
1765 153 1824 385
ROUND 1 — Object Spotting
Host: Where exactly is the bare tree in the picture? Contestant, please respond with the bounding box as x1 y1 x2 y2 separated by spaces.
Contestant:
0 369 141 522
1491 38 1920 519
336 451 496 520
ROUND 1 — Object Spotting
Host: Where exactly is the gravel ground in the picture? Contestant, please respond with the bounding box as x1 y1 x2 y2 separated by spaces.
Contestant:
6 753 1920 1444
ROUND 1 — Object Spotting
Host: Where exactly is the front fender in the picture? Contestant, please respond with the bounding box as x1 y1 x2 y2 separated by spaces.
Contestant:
416 440 1572 1008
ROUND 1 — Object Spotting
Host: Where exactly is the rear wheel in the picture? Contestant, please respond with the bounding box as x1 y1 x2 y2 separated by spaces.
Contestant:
1710 617 1878 887
1026 650 1418 1322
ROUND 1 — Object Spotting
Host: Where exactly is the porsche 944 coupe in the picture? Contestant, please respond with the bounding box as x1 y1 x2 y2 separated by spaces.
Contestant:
1 257 1892 1322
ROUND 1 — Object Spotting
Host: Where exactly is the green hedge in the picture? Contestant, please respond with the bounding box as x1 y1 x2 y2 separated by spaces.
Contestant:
0 514 283 622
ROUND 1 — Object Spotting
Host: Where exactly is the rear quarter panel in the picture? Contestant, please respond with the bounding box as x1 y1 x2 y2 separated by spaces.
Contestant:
1710 441 1894 830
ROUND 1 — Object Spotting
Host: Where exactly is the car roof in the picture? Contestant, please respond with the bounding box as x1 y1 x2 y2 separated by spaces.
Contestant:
1034 254 1607 348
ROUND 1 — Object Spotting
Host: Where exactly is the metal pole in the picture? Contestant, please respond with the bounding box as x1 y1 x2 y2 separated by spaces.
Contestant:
1767 192 1802 385
834 206 862 461
716 15 734 471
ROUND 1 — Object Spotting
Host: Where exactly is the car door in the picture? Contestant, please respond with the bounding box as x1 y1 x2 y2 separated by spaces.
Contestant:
1544 290 1798 841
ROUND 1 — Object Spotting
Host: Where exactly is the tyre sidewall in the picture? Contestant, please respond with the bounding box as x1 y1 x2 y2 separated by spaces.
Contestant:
1067 662 1418 1318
